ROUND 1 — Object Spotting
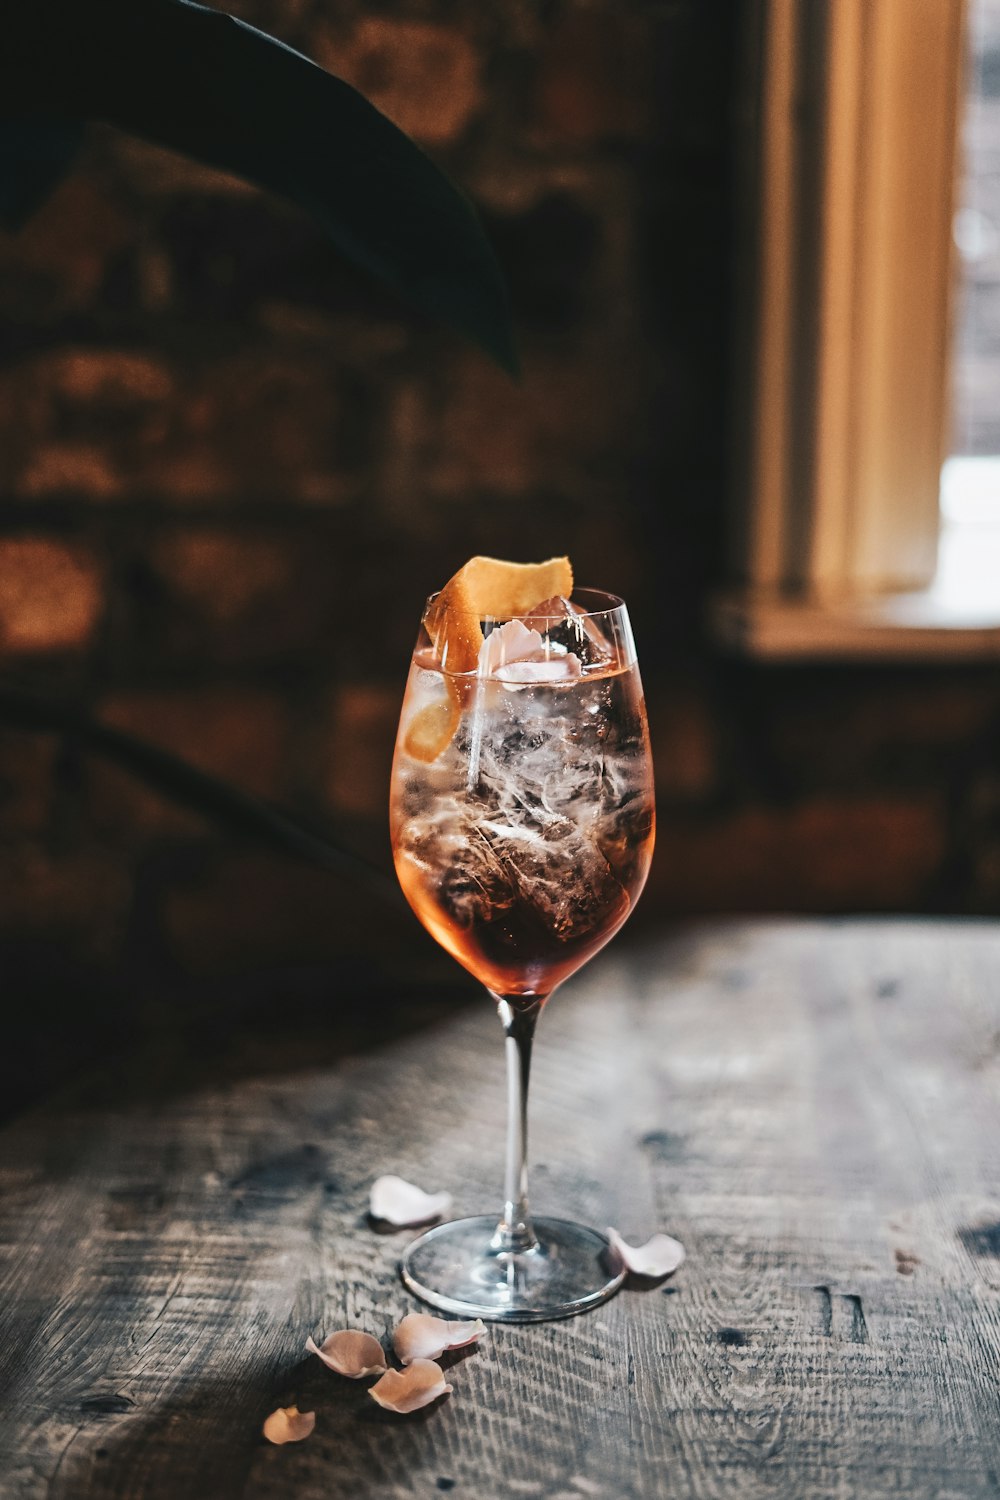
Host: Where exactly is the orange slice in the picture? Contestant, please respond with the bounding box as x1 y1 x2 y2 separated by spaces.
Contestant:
403 696 461 763
426 555 573 674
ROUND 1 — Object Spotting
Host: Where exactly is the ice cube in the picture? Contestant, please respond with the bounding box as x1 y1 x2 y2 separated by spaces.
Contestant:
497 657 581 686
490 813 629 939
478 617 581 682
395 668 639 947
398 749 628 943
518 596 615 669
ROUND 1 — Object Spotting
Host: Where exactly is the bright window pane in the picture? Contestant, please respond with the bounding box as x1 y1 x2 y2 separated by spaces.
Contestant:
935 456 1000 613
938 0 1000 608
950 0 1000 460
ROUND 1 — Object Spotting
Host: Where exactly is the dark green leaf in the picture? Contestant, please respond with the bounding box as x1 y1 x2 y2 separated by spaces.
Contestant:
1 0 517 372
0 687 401 907
0 118 84 228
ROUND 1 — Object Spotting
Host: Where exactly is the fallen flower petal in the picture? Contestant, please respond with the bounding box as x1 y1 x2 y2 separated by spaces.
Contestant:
306 1330 387 1378
479 617 546 674
370 1175 452 1227
607 1227 686 1279
393 1312 486 1365
262 1405 316 1444
369 1358 453 1414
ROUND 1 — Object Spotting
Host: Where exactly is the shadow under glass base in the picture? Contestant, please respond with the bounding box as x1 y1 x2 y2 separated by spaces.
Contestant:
399 1216 625 1323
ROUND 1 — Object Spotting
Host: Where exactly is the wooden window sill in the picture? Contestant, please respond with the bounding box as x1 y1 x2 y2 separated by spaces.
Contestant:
711 588 1000 661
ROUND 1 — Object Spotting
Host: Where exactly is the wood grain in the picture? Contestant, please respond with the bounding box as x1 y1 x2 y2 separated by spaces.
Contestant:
0 921 998 1498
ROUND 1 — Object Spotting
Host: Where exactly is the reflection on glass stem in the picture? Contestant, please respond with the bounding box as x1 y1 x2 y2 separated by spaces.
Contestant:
491 993 545 1256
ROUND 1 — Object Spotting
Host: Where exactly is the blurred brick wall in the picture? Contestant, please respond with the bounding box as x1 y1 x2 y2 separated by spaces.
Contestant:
2 0 1000 1031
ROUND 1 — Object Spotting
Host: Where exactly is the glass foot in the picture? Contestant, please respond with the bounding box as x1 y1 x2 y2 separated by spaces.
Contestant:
399 1215 625 1323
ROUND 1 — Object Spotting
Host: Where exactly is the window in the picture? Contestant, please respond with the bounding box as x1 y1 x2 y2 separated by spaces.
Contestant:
717 0 1000 658
938 0 1000 618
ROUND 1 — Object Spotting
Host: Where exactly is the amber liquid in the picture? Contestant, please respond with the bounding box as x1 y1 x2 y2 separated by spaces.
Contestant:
390 654 655 996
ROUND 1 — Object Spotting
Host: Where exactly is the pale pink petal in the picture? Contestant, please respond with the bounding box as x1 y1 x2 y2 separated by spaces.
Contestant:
370 1175 452 1227
479 619 545 673
480 619 581 683
306 1330 387 1378
393 1313 486 1365
369 1358 452 1414
262 1405 315 1444
607 1227 686 1279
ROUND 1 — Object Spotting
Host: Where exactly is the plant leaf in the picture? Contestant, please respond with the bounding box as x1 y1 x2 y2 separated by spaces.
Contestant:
0 687 401 905
0 118 84 228
1 0 517 372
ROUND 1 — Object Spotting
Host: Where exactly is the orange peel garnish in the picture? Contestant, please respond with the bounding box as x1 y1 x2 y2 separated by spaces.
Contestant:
426 555 574 675
402 697 461 764
409 556 574 762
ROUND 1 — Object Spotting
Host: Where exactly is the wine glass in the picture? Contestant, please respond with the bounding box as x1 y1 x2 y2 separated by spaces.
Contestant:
389 587 655 1321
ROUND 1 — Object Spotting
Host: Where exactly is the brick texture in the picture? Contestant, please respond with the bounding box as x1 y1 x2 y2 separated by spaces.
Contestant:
95 687 291 834
325 683 399 822
4 351 370 503
317 19 483 146
0 176 133 318
649 797 948 916
0 538 104 652
160 850 419 974
0 0 996 1009
0 734 57 836
0 845 132 963
531 9 654 147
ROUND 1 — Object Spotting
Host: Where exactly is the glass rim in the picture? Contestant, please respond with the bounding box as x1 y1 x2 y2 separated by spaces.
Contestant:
422 584 627 625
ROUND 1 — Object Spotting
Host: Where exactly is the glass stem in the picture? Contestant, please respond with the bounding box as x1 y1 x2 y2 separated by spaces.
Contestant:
491 993 544 1254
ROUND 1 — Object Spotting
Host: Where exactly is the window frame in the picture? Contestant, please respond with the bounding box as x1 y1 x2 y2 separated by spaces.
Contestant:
716 0 1000 659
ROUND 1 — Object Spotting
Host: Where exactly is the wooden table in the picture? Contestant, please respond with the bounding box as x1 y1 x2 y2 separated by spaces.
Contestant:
1 920 999 1498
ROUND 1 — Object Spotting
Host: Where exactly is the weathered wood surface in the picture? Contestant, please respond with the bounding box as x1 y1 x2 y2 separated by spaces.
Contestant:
1 920 999 1499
